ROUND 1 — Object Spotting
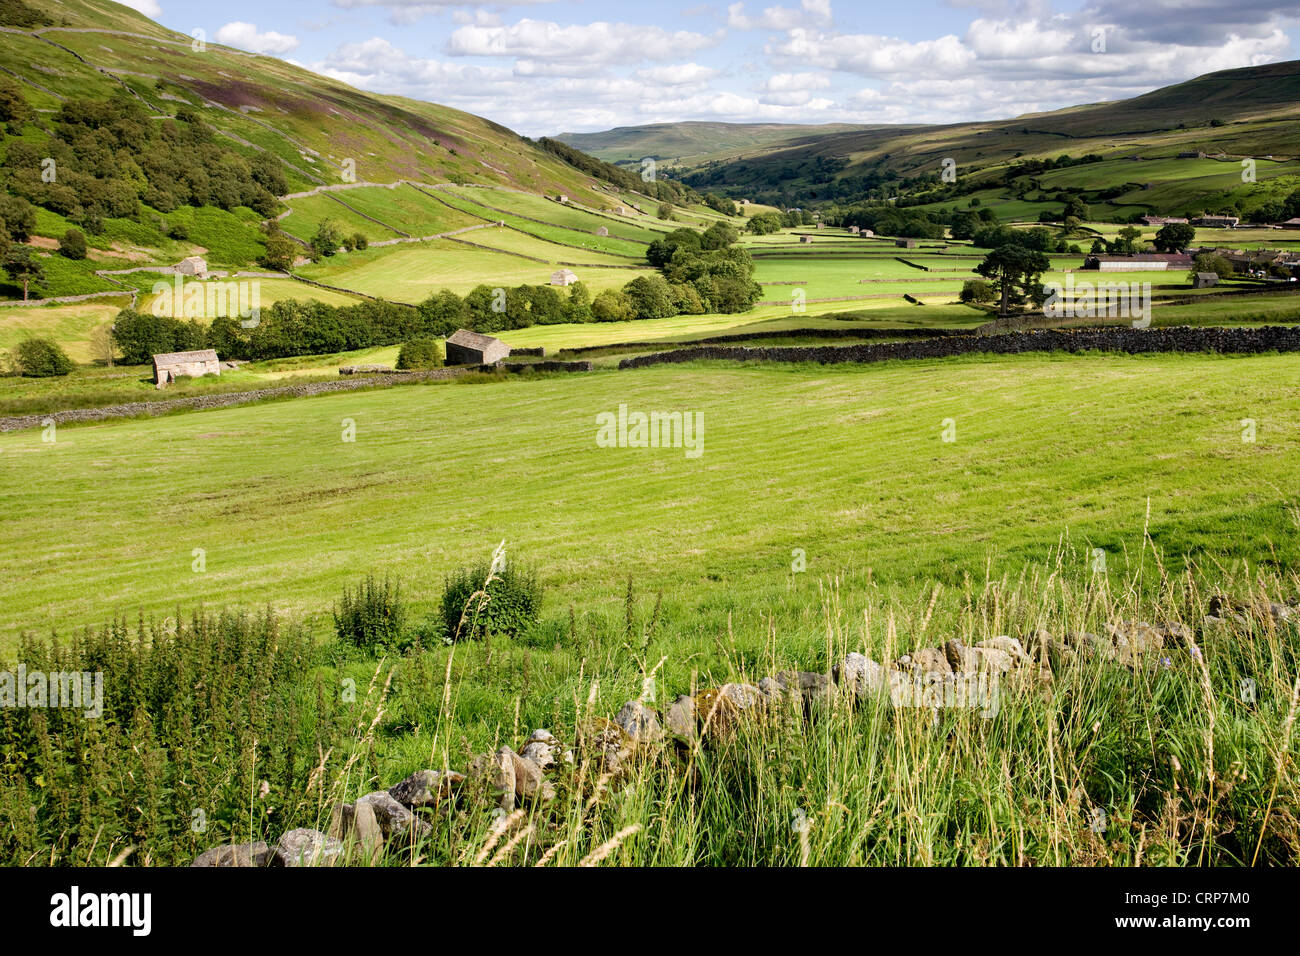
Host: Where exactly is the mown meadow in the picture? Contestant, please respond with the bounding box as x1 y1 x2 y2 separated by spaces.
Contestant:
1 349 1299 865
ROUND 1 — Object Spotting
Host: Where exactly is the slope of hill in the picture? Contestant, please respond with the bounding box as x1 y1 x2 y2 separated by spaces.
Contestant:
572 61 1300 210
555 121 871 166
0 0 623 208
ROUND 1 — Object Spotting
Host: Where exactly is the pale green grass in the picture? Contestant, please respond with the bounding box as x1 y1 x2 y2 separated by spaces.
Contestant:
2 351 1298 646
297 239 645 301
0 301 123 363
137 276 366 317
280 194 401 244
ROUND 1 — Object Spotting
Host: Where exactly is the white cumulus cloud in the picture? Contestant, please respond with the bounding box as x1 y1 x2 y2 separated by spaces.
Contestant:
215 22 301 56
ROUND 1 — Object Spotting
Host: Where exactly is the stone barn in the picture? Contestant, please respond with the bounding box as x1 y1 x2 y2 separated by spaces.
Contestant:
153 349 220 388
175 255 208 277
895 239 918 249
849 226 860 235
1193 272 1220 288
551 268 578 286
595 226 609 236
445 329 510 366
800 235 814 244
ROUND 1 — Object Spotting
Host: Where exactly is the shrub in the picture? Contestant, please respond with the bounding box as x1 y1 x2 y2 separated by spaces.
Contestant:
441 559 542 642
15 337 74 376
397 337 442 370
58 228 87 260
333 575 407 651
351 233 368 251
959 278 997 304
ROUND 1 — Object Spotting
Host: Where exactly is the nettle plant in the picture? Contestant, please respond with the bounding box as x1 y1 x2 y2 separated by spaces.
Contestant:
441 554 543 643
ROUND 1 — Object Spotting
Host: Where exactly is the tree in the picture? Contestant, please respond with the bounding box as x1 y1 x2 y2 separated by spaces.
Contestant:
975 243 1051 315
396 337 442 370
566 281 593 323
1190 252 1234 281
59 228 88 260
0 76 32 129
2 245 44 300
0 195 37 243
959 278 997 304
1063 196 1089 220
623 274 676 320
1153 222 1195 252
416 289 470 337
1110 226 1143 255
261 232 299 271
15 337 74 376
700 221 739 250
657 202 675 221
310 218 343 258
592 288 633 322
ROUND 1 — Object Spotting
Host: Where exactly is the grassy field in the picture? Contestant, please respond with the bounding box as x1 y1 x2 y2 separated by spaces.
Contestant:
0 300 125 363
297 238 646 301
3 349 1298 646
433 190 653 257
4 335 1300 869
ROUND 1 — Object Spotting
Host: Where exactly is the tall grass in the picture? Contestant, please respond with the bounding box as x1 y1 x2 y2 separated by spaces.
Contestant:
1 558 1297 866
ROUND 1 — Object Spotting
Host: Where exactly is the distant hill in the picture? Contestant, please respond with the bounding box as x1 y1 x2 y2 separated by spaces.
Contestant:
555 121 870 166
557 61 1300 212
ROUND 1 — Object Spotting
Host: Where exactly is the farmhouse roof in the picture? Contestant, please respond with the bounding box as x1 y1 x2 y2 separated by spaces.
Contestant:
1195 272 1219 281
152 349 218 365
445 329 501 350
1091 253 1192 264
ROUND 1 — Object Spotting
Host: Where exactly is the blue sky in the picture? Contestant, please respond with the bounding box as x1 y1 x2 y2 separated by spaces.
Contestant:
120 0 1300 136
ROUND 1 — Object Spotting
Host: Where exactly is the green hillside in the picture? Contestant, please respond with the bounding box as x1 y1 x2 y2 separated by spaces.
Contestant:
556 120 872 166
591 60 1300 214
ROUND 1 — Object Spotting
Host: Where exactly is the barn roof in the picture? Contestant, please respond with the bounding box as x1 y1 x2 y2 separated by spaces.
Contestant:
446 329 502 350
152 349 218 365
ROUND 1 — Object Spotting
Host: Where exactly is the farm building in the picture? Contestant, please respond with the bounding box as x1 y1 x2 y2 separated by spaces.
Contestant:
1281 218 1300 230
595 226 609 236
861 229 874 238
445 329 510 366
895 239 918 249
557 194 569 203
1082 253 1193 272
1192 272 1220 288
612 206 626 215
175 256 208 277
1191 216 1239 228
152 349 220 388
551 268 578 286
800 235 814 244
1140 216 1189 226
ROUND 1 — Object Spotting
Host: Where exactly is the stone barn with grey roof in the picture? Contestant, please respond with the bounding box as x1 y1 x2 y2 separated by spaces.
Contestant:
445 329 510 366
152 349 220 388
